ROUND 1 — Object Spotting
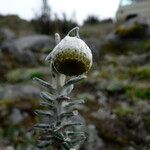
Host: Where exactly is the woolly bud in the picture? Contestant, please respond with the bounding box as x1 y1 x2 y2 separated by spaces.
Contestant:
46 27 92 76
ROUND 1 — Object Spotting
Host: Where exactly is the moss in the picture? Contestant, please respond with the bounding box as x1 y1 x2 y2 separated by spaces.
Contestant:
0 99 19 107
101 39 150 55
0 125 37 149
129 65 150 80
101 40 129 55
6 68 47 82
0 99 38 108
134 88 150 100
115 23 148 39
114 106 134 118
125 86 150 100
100 69 110 79
107 83 124 93
29 71 44 79
128 40 150 54
0 128 4 140
143 116 150 127
77 93 95 101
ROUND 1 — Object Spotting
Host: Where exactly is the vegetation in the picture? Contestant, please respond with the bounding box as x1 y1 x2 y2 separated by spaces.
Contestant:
0 11 150 149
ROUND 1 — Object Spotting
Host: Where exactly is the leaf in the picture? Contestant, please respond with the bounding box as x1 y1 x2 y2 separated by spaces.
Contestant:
62 141 72 150
71 136 86 145
35 110 53 117
64 100 85 109
37 141 50 148
61 84 74 96
40 92 55 103
54 132 64 141
38 135 53 141
33 124 50 129
33 77 56 94
64 75 86 87
59 111 78 120
40 102 56 110
56 123 83 132
56 96 70 102
67 131 85 136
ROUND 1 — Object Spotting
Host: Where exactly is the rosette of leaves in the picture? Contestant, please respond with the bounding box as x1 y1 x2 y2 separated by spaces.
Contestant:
33 27 92 150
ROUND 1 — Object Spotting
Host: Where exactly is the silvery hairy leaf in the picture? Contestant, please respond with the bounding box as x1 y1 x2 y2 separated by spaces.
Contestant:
33 77 56 94
35 110 53 117
33 124 50 129
40 92 55 103
37 141 50 148
64 75 86 87
61 84 74 96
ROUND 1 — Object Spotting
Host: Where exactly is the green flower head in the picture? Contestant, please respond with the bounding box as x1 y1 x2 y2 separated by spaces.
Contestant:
46 27 93 76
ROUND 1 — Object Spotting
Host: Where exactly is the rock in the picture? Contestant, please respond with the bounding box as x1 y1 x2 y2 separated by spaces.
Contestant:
1 35 54 53
124 16 149 27
118 52 150 66
0 28 16 44
1 44 37 68
0 84 40 101
104 32 118 42
82 124 105 150
115 18 149 39
0 35 54 67
17 50 37 65
9 108 25 124
6 146 15 150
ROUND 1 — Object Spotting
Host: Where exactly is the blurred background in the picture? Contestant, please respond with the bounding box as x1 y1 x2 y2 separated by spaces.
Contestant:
0 0 150 149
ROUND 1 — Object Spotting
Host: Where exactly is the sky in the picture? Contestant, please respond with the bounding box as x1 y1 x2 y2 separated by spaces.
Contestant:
0 0 120 24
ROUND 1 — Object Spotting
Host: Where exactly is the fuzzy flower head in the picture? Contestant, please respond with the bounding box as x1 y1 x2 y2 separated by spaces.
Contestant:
46 27 93 76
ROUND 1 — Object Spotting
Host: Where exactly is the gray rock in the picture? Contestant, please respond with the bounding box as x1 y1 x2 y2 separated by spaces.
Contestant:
0 28 16 43
104 31 118 42
124 16 148 27
0 84 40 101
118 52 150 66
0 35 54 67
6 146 15 150
1 35 54 53
82 124 105 150
9 108 24 124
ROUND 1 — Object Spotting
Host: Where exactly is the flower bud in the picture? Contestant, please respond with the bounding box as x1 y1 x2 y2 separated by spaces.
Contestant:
46 27 92 76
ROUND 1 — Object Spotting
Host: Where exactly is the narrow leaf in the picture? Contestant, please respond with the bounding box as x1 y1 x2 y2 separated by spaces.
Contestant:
38 135 53 141
56 123 83 132
64 100 85 109
61 84 74 96
33 124 50 129
67 131 84 136
33 77 56 94
71 136 86 145
56 96 70 102
64 75 86 87
40 92 55 103
35 110 53 117
54 132 64 141
40 102 56 110
37 141 50 148
59 111 78 120
62 142 71 150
